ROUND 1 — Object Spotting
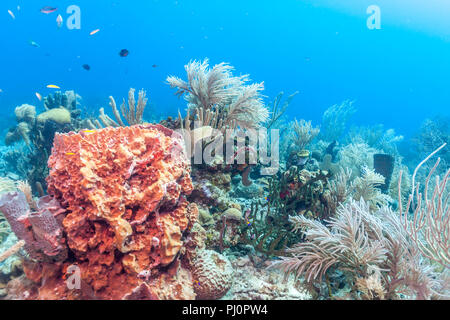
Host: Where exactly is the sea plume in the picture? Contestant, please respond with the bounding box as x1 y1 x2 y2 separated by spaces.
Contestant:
269 198 445 299
167 59 268 130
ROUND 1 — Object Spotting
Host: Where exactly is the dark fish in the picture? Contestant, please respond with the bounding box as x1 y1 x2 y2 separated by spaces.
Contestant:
40 6 58 14
152 64 158 68
119 49 129 57
82 64 91 71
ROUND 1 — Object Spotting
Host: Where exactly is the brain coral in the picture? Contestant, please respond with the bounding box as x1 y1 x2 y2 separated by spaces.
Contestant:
191 249 234 300
37 124 198 299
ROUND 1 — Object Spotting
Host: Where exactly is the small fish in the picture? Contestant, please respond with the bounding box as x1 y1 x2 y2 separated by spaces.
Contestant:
29 40 40 48
8 10 15 19
56 14 63 28
119 49 129 57
40 6 57 14
82 130 96 134
90 29 100 36
152 64 158 68
47 84 60 89
35 92 42 101
65 153 75 156
82 64 91 71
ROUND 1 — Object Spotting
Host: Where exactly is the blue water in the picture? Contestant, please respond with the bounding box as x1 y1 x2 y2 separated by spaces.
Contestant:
1 0 449 138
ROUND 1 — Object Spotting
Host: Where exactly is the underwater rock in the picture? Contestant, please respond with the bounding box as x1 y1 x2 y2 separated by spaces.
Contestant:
19 124 199 299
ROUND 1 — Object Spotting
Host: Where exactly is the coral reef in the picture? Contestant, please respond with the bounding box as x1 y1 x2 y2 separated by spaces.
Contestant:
2 124 207 300
1 57 447 302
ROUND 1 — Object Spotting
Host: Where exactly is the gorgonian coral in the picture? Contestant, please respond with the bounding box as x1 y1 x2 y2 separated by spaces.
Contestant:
270 199 444 299
167 59 269 130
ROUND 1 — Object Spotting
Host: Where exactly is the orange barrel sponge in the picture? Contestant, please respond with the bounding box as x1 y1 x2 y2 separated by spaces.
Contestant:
45 124 198 299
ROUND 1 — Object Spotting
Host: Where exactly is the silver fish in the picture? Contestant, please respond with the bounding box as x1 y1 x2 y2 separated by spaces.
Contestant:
56 14 63 28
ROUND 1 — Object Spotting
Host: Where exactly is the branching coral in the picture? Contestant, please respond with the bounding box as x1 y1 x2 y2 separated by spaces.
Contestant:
319 100 357 142
264 91 299 130
413 117 449 174
292 119 320 151
323 167 353 218
347 125 403 156
0 240 25 263
167 59 269 131
96 88 148 128
240 167 330 256
352 166 392 209
398 144 449 269
337 142 380 178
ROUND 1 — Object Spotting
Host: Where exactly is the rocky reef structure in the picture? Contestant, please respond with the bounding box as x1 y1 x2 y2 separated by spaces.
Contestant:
0 124 238 300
